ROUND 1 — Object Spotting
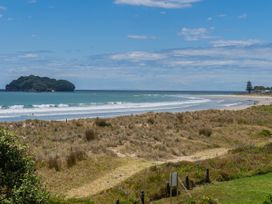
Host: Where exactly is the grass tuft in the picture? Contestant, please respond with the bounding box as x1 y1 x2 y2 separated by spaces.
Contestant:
85 129 96 141
199 128 213 137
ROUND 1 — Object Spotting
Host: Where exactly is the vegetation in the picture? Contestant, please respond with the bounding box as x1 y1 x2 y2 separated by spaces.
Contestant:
85 129 96 141
199 128 213 137
1 105 272 203
246 81 253 94
264 194 272 204
95 118 111 127
245 81 272 94
5 75 75 92
179 173 272 204
0 128 48 203
92 142 272 203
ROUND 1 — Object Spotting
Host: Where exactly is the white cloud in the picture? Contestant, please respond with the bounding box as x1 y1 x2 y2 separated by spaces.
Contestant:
114 0 201 9
179 27 213 41
19 53 39 59
217 14 227 18
238 13 248 19
211 39 260 47
128 35 157 40
106 43 272 70
169 59 237 67
110 51 165 61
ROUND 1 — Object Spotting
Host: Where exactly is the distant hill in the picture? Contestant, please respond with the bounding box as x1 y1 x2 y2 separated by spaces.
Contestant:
5 75 75 92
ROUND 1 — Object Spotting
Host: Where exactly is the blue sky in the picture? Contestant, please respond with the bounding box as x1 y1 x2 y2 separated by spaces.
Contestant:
0 0 272 90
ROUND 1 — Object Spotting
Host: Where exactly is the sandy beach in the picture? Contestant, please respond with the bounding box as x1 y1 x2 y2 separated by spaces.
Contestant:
217 95 272 110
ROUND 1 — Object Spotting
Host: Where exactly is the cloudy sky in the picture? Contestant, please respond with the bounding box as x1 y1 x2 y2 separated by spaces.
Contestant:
0 0 272 90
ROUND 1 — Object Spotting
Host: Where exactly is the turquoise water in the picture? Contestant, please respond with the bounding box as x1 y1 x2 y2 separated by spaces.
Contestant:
0 90 254 121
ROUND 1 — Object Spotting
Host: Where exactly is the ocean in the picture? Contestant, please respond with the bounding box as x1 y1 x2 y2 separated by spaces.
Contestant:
0 90 254 122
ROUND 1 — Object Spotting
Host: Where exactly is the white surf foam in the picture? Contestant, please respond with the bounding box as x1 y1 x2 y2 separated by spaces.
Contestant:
9 105 25 109
224 102 243 107
0 99 211 118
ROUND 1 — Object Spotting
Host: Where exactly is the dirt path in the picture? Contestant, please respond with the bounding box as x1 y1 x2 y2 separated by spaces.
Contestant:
65 147 229 199
66 160 152 198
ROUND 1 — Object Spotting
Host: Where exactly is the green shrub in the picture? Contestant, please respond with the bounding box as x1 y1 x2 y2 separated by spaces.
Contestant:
0 128 48 203
95 118 111 127
259 129 272 137
263 194 272 204
199 128 213 137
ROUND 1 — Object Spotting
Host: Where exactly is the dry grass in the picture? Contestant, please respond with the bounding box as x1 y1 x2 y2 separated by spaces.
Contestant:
85 129 96 141
38 156 143 195
1 106 272 166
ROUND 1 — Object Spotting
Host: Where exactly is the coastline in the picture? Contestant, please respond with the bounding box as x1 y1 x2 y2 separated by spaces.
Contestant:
218 94 272 111
0 92 271 122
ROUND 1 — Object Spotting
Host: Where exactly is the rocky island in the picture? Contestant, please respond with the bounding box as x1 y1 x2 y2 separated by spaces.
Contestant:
5 75 75 92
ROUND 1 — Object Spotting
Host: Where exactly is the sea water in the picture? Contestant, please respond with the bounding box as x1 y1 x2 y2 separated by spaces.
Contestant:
0 90 254 121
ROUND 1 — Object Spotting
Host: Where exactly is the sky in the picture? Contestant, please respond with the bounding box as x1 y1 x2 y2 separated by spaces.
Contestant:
0 0 272 90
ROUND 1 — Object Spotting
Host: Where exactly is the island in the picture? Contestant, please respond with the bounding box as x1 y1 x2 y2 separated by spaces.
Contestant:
5 75 75 92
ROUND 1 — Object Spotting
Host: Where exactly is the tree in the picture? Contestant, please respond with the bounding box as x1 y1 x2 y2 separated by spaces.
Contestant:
246 81 253 94
0 128 48 203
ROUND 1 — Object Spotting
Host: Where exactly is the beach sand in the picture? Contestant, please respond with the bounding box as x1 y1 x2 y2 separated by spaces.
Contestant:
218 95 272 110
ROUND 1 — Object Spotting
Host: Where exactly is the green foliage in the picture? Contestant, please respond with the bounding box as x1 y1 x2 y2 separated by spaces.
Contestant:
264 195 272 204
246 81 253 94
200 196 218 204
0 128 48 203
259 129 272 137
95 118 111 127
5 75 75 92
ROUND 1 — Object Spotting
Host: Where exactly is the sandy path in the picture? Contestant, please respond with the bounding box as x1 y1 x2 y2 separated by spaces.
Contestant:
65 147 229 198
66 160 152 198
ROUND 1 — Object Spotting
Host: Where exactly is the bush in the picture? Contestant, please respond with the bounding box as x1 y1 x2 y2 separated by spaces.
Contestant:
0 128 48 203
85 129 96 141
147 118 155 125
66 149 86 168
259 129 272 137
264 194 272 204
95 118 111 127
48 156 62 171
199 128 213 137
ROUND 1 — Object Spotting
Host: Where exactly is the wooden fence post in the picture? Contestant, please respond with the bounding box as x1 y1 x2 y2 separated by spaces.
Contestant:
206 168 211 183
185 176 190 190
140 191 145 204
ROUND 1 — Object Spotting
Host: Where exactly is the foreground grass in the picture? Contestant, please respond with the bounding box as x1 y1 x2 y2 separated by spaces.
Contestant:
155 173 272 204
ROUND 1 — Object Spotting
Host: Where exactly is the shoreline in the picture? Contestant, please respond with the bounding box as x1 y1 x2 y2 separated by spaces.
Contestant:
218 94 272 111
0 94 271 122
